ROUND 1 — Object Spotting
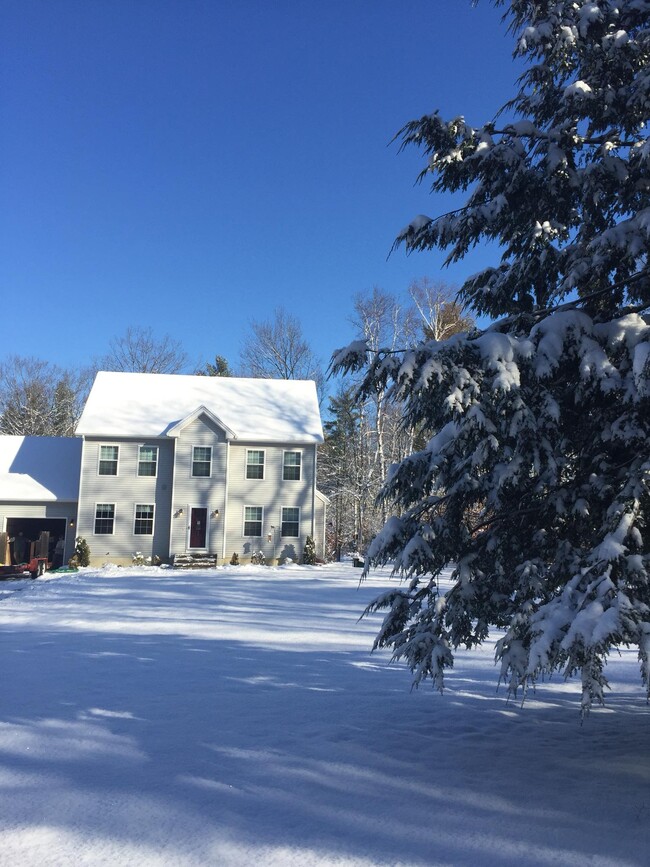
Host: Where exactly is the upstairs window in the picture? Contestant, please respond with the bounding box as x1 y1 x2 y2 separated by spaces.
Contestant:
138 445 158 477
94 503 115 535
246 450 265 480
281 507 300 537
98 445 119 476
192 446 212 477
283 451 301 481
134 504 155 535
244 506 263 537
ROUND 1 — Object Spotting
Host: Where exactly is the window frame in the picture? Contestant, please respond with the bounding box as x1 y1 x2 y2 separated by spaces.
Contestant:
94 503 116 535
97 444 119 476
283 450 302 481
137 445 158 478
243 505 263 537
191 445 212 478
245 449 265 480
133 503 155 535
281 506 300 538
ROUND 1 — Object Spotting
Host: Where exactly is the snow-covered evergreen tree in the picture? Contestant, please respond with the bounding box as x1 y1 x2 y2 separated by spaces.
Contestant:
333 0 649 713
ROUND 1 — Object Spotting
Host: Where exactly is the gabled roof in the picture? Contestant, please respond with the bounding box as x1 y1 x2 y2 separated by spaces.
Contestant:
165 405 237 439
76 372 324 443
0 436 82 502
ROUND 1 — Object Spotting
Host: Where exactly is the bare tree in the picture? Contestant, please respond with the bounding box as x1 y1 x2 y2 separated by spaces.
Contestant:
97 326 189 374
0 356 91 436
239 307 325 399
407 278 474 341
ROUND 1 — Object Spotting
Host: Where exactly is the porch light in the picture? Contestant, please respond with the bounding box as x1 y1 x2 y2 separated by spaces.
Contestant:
175 508 184 518
211 509 220 518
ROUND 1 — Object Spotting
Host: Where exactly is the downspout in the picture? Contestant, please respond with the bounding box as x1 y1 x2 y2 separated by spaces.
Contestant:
73 435 85 562
168 436 177 563
222 439 230 563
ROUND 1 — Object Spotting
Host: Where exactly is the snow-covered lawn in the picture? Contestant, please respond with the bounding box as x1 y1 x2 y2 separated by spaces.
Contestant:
0 565 648 867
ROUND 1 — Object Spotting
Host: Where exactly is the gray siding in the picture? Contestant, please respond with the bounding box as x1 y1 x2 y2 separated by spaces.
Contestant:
224 442 317 564
77 437 174 565
0 501 77 564
169 416 227 557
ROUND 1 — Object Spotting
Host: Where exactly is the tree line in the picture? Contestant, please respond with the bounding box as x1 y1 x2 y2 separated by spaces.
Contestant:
0 284 471 561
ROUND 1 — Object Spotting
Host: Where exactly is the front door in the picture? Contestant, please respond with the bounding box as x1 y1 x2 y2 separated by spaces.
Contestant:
189 507 207 549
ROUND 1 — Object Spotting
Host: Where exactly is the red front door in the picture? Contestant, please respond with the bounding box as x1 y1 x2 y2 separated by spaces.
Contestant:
189 508 207 548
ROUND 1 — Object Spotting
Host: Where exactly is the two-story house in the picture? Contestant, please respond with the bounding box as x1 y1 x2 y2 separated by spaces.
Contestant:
0 372 327 567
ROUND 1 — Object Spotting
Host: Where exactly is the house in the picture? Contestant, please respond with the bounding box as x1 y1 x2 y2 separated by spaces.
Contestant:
0 372 327 568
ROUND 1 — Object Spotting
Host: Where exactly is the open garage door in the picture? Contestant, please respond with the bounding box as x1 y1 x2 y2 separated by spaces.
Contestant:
5 517 68 566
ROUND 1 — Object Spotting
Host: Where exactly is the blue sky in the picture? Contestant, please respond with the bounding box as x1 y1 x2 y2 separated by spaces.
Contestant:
1 0 520 376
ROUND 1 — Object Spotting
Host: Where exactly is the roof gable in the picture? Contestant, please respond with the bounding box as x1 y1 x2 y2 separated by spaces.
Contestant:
165 406 237 439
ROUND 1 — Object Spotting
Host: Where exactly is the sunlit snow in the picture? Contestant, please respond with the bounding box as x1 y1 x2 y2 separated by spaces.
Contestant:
1 565 648 866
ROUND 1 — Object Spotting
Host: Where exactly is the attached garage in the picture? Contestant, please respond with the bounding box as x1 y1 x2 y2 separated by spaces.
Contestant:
0 436 81 568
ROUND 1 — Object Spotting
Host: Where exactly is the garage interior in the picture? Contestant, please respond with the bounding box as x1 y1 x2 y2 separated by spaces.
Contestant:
3 517 69 565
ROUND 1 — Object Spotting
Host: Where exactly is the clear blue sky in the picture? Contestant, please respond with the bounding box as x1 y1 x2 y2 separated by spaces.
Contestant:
1 0 519 375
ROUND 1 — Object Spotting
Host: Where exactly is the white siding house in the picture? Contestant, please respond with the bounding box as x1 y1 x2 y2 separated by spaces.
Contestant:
74 372 325 566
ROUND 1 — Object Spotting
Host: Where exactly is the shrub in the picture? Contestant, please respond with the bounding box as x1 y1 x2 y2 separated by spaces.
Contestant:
230 552 240 566
70 537 90 567
303 536 316 565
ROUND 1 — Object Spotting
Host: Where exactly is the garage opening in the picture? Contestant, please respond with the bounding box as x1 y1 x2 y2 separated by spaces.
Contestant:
4 517 68 566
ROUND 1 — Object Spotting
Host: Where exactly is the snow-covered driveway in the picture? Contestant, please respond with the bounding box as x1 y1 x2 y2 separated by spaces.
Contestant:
0 565 648 866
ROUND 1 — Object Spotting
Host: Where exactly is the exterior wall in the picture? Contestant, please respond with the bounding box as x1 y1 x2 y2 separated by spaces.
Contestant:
74 426 322 567
76 436 174 566
224 442 317 564
169 416 228 558
0 501 77 565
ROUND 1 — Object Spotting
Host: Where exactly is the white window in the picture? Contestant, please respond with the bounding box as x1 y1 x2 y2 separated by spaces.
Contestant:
138 445 158 477
98 445 119 476
134 504 155 535
246 450 265 479
94 503 115 534
283 451 301 481
192 446 212 477
244 506 263 537
281 507 300 537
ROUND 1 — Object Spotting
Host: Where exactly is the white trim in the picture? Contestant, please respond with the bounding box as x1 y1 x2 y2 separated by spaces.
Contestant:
280 505 300 538
187 505 209 550
166 405 237 440
93 502 116 535
133 502 155 536
136 444 158 478
243 504 263 537
245 448 265 480
97 443 119 477
222 441 230 561
191 445 212 479
282 449 302 481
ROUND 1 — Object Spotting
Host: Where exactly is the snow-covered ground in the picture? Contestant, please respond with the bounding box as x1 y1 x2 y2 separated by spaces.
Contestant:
0 564 648 867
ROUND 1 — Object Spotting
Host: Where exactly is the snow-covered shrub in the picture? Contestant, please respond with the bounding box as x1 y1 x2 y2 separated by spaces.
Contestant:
250 551 267 566
70 537 90 568
303 536 317 565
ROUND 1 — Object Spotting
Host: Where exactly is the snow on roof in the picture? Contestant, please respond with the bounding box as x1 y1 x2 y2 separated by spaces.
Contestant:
0 436 81 502
76 372 324 443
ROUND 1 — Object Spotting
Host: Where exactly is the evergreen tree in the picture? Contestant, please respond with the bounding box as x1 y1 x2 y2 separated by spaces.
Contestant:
72 538 90 568
197 355 232 377
333 0 649 713
303 536 317 565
